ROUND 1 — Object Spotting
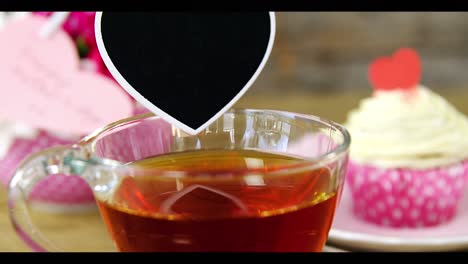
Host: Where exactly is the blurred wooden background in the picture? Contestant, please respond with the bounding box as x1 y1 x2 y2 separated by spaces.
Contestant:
251 12 468 94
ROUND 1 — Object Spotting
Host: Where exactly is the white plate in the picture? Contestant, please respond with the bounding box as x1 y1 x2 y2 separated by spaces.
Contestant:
328 185 468 252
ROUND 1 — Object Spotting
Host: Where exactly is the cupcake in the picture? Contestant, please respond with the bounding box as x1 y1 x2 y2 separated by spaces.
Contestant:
0 103 151 213
0 120 97 212
0 12 140 213
345 48 468 228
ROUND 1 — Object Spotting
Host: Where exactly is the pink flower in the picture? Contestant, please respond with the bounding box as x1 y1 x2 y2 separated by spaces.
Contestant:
33 12 52 17
33 12 95 38
80 26 96 49
62 12 95 38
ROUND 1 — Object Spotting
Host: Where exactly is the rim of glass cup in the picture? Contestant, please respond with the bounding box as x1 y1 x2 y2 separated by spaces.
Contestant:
77 108 351 179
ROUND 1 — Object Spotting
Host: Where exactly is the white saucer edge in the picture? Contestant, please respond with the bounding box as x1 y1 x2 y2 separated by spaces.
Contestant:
328 229 468 252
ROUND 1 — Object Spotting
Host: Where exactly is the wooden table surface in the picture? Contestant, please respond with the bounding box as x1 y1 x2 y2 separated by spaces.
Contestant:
1 89 467 252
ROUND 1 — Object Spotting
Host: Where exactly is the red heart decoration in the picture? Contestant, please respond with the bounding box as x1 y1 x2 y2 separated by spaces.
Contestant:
368 48 421 91
393 48 422 89
369 57 396 90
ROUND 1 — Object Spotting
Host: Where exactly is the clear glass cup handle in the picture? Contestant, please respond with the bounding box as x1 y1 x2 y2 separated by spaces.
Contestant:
7 145 117 252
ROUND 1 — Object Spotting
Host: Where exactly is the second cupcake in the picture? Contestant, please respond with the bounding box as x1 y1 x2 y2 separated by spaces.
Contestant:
345 48 468 228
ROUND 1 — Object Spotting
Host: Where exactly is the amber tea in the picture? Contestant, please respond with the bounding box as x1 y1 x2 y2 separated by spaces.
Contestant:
96 149 338 252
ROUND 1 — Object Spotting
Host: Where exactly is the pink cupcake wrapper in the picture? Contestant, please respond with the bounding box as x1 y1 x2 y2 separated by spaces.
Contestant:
346 160 468 228
28 174 95 205
2 113 173 208
0 131 95 206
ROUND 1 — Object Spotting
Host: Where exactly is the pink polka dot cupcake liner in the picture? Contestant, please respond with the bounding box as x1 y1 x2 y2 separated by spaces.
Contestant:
346 160 468 228
0 104 150 212
1 107 171 212
0 131 96 211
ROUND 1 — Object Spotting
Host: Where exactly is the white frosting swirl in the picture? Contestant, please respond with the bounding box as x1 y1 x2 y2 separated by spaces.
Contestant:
345 85 468 169
0 120 38 158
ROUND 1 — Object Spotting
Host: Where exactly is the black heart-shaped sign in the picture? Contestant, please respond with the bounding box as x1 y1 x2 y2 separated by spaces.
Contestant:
95 12 275 134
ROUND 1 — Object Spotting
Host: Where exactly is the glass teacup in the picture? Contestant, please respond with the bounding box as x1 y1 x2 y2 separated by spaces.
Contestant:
8 108 350 252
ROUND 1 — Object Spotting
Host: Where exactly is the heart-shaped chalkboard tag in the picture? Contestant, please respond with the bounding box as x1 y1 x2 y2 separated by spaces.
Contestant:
95 12 275 135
